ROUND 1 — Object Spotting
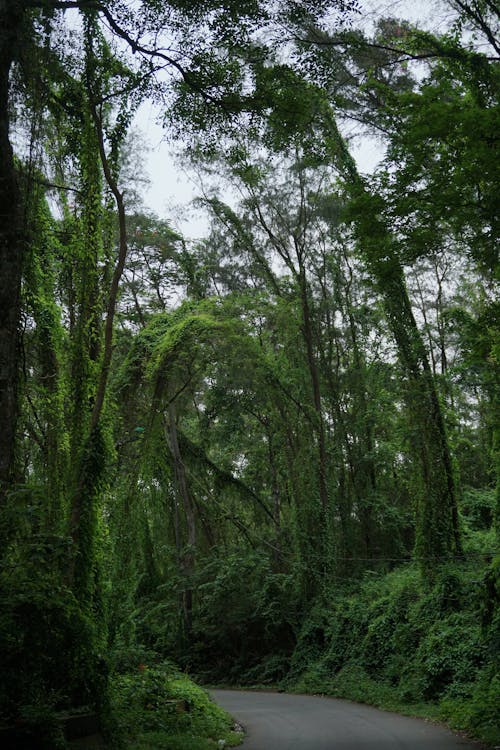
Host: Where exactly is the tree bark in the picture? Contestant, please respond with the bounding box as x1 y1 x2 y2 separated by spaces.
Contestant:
0 1 25 507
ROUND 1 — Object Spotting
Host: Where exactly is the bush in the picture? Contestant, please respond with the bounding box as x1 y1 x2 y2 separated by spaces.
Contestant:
0 574 106 719
413 613 484 700
110 663 242 748
440 664 500 746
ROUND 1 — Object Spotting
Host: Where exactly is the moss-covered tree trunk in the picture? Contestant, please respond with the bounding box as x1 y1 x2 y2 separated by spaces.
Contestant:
374 257 460 560
0 1 24 509
166 401 196 638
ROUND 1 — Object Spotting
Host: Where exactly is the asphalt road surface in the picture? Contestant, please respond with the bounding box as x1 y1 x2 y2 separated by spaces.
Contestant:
210 689 481 750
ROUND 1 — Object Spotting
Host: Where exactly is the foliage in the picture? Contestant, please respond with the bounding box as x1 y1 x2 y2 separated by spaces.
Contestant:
186 551 299 683
0 554 106 720
110 665 242 749
286 550 499 745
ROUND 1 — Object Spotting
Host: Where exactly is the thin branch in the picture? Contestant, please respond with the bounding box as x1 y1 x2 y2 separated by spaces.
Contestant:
34 177 83 195
452 0 500 56
96 5 235 112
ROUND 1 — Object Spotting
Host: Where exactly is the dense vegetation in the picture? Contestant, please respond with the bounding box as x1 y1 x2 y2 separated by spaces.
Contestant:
0 0 498 748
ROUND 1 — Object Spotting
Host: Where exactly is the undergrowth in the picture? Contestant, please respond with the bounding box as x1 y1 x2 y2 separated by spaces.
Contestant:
282 556 499 746
109 662 242 749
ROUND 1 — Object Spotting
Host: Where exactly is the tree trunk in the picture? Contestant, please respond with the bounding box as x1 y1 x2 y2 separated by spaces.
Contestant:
298 267 329 515
267 426 282 566
0 1 24 508
166 402 196 638
68 83 129 589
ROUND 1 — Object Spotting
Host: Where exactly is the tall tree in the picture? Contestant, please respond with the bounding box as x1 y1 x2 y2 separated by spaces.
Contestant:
0 0 26 505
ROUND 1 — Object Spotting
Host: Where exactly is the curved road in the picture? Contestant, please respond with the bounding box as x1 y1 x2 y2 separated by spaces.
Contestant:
211 689 481 750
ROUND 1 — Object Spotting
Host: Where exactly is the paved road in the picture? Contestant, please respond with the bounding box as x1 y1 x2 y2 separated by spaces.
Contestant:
211 689 481 750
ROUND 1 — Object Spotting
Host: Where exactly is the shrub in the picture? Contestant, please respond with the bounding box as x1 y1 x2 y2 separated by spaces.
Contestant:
110 664 241 748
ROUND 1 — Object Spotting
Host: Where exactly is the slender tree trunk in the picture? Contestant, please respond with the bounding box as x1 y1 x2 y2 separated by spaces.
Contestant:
346 306 376 558
0 1 24 508
413 271 438 376
166 402 196 637
267 427 282 565
88 100 128 430
298 267 329 515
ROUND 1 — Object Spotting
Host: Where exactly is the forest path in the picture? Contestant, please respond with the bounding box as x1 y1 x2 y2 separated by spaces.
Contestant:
210 689 481 750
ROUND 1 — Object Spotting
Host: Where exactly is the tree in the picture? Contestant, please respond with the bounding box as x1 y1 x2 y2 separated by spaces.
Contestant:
0 0 26 505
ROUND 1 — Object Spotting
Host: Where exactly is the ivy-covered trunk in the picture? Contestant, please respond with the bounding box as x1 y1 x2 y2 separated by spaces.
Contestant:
66 99 103 589
355 205 460 564
376 258 460 561
67 15 130 599
0 1 24 508
166 401 196 638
